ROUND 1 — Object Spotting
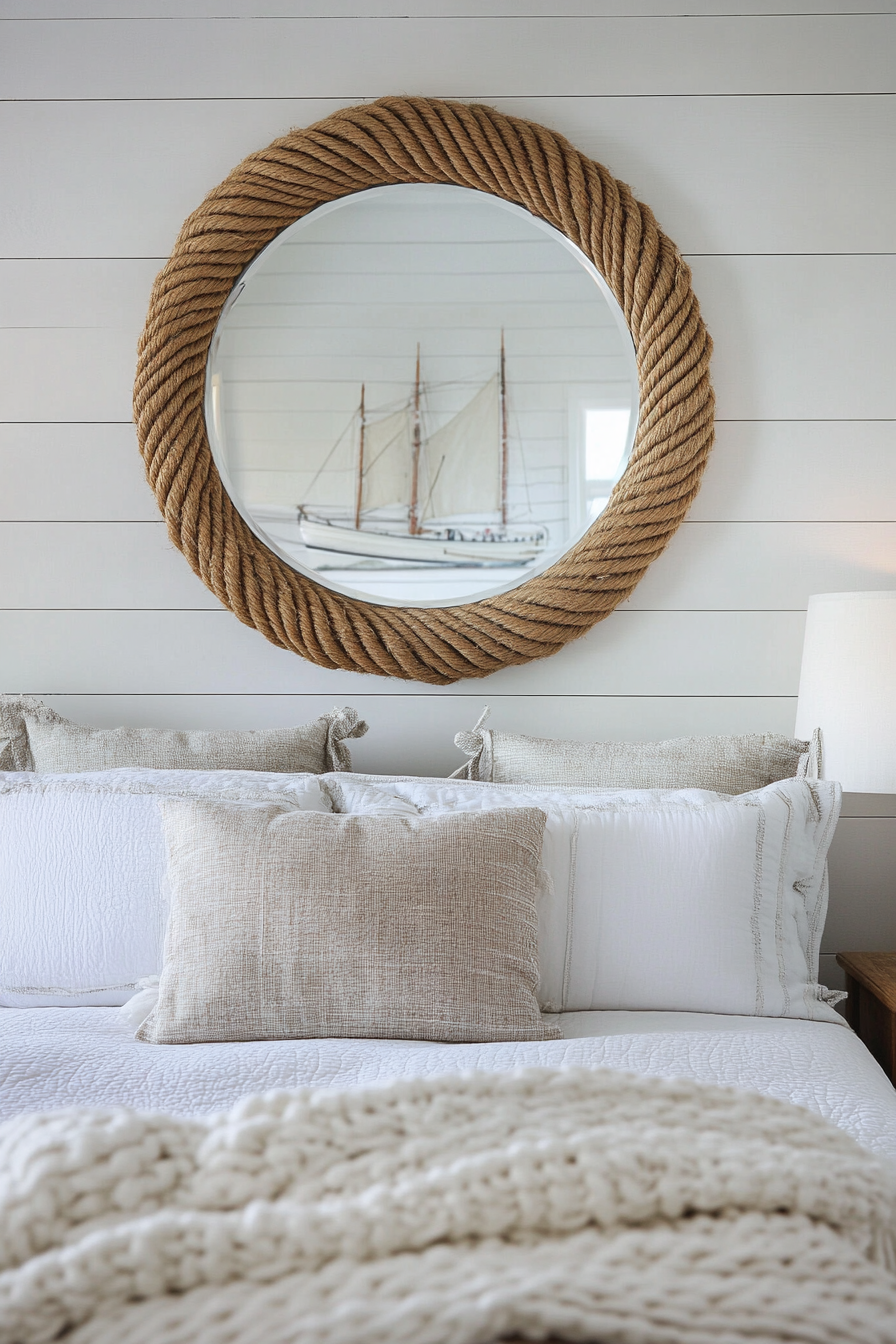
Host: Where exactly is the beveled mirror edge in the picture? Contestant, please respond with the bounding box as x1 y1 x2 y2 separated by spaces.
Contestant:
134 96 714 685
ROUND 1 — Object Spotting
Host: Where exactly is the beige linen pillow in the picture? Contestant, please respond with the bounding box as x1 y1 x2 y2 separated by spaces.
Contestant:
139 802 555 1045
453 713 817 794
0 695 366 774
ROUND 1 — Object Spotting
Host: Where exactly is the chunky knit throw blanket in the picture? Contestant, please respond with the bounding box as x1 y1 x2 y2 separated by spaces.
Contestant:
1 1069 896 1344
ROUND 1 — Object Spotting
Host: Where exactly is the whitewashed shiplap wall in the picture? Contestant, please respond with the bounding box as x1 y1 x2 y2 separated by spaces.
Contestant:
1 1 895 990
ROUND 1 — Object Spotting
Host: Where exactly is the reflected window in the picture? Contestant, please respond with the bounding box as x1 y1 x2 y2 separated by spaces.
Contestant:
585 407 632 519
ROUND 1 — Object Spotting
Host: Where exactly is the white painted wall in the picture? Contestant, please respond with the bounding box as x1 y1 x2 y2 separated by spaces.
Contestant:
1 1 894 990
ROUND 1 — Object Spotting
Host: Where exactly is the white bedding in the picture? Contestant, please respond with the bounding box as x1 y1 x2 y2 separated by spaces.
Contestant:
6 1068 896 1344
1 1006 894 1160
331 773 845 1022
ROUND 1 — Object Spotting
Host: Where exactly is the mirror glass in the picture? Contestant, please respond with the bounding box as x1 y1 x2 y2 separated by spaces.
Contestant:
206 184 639 608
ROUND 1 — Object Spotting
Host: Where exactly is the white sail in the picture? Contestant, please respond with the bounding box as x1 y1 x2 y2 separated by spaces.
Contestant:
420 376 502 522
295 422 356 512
361 407 413 513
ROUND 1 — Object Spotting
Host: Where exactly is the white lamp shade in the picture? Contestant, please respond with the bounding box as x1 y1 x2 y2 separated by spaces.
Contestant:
795 591 896 792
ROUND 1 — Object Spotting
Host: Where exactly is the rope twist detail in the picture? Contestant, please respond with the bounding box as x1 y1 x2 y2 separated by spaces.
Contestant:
134 97 714 685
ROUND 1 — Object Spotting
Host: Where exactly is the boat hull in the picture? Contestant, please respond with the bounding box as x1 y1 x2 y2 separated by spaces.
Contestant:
299 517 544 566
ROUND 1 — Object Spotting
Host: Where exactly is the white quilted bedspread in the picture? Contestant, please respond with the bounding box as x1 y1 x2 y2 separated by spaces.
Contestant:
1 1007 895 1159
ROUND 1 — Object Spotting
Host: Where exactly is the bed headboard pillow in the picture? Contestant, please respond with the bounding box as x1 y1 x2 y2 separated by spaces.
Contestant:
453 715 816 792
138 804 555 1046
0 696 367 774
0 769 330 1007
331 774 844 1024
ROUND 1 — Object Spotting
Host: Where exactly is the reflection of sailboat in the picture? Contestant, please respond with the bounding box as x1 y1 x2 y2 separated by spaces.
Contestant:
293 338 548 568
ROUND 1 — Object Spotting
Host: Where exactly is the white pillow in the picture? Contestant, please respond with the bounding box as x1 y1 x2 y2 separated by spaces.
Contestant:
0 769 331 1008
327 773 844 1024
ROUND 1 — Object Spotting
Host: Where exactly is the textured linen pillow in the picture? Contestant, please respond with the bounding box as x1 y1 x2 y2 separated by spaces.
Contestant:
0 769 331 1007
328 772 844 1024
452 714 815 793
139 803 555 1045
0 695 367 774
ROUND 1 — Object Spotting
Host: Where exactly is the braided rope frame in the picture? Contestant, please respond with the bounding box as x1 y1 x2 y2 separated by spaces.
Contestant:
134 97 714 685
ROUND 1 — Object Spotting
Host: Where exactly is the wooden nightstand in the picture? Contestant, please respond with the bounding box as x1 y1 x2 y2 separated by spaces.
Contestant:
836 953 896 1085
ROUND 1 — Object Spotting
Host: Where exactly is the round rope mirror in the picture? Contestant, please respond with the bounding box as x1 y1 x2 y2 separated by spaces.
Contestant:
134 97 714 685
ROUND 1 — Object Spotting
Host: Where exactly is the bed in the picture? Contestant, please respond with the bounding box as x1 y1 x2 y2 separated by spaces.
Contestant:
1 714 895 1341
2 1004 896 1344
1 1006 895 1161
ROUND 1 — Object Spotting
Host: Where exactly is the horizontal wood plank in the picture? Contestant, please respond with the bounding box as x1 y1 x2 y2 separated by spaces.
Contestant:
2 95 894 258
4 420 895 525
0 608 808 695
623 522 896 610
0 522 219 608
3 16 893 100
691 255 896 422
3 256 894 422
824 818 896 953
840 795 896 819
2 519 893 610
689 421 896 523
0 425 159 521
0 328 137 423
1 259 161 328
7 3 883 19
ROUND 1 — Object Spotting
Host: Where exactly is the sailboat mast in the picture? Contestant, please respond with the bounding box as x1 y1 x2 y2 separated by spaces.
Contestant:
500 330 508 527
409 344 422 535
353 383 365 531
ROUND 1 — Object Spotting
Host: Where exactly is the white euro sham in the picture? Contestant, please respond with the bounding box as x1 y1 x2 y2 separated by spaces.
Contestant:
330 774 843 1024
0 769 331 1007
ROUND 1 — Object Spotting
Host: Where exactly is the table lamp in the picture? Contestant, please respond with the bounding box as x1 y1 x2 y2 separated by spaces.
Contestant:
795 591 896 792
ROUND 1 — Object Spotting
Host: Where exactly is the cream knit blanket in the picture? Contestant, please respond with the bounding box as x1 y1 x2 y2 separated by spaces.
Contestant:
1 1069 896 1344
